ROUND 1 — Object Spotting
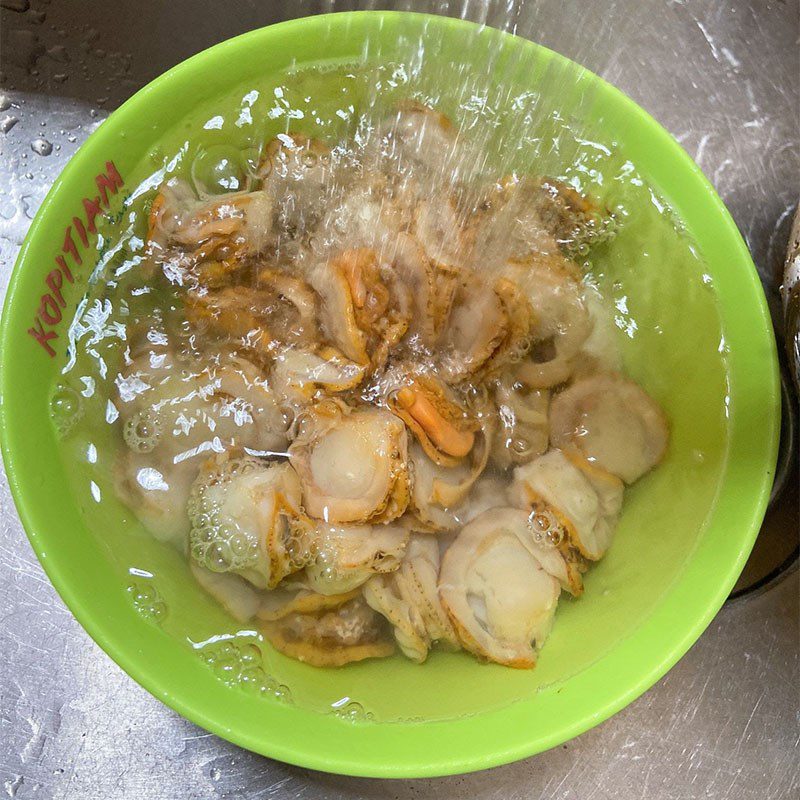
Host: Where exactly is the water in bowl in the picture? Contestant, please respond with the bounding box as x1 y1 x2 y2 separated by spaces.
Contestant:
47 43 729 722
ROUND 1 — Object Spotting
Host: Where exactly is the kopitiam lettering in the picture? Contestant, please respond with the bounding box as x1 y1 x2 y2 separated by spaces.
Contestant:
28 161 124 357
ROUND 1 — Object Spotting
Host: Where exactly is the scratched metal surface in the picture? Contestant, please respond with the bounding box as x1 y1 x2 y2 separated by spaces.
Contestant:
1 1 798 798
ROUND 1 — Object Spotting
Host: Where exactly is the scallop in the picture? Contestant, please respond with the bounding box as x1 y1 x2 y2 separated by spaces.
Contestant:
270 345 366 408
258 133 333 237
440 272 507 381
491 376 550 468
391 232 443 347
509 449 623 561
549 374 669 483
190 563 262 622
507 255 593 389
407 419 492 532
388 373 478 467
260 595 395 667
438 509 562 668
148 178 273 272
304 522 410 595
413 193 466 268
115 350 287 544
440 271 532 383
288 401 410 524
375 101 458 180
146 178 196 249
309 248 408 368
187 453 312 589
477 507 583 596
185 269 319 361
364 533 459 662
258 133 331 192
257 584 362 622
463 175 599 268
308 256 369 364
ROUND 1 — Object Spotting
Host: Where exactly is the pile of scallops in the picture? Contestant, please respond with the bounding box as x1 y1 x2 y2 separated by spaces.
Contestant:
115 102 668 669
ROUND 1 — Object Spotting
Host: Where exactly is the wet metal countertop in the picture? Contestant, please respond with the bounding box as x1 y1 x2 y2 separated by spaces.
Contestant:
1 2 798 798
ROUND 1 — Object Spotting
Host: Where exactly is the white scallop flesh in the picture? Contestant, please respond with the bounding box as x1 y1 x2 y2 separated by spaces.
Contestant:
188 457 307 589
270 346 366 407
475 507 576 594
409 424 489 531
413 194 465 267
492 377 550 468
305 522 409 595
391 232 438 346
465 177 562 269
380 104 458 179
172 189 273 255
509 449 623 561
147 178 196 249
190 562 261 622
439 510 561 668
580 284 623 373
289 405 409 524
507 258 592 389
116 352 288 544
394 535 458 648
549 375 669 484
441 274 506 380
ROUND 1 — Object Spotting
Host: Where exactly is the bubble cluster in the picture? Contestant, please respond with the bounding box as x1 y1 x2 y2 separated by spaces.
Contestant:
127 580 167 621
527 505 566 548
122 409 162 453
331 700 375 723
187 456 263 573
200 641 292 702
49 383 83 438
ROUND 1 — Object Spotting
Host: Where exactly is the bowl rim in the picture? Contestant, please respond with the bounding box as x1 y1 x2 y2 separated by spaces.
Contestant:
0 10 781 778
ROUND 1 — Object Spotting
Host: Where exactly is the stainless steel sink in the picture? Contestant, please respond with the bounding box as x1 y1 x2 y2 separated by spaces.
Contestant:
1 2 797 798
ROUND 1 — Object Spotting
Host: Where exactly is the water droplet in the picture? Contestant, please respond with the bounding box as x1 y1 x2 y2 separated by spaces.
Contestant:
24 172 33 179
67 134 77 143
47 44 69 63
31 137 53 156
53 73 67 83
0 115 18 134
0 95 11 111
209 768 221 782
89 108 98 118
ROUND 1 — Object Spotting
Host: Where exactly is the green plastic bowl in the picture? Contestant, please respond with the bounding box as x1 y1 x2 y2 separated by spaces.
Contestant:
0 12 780 777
